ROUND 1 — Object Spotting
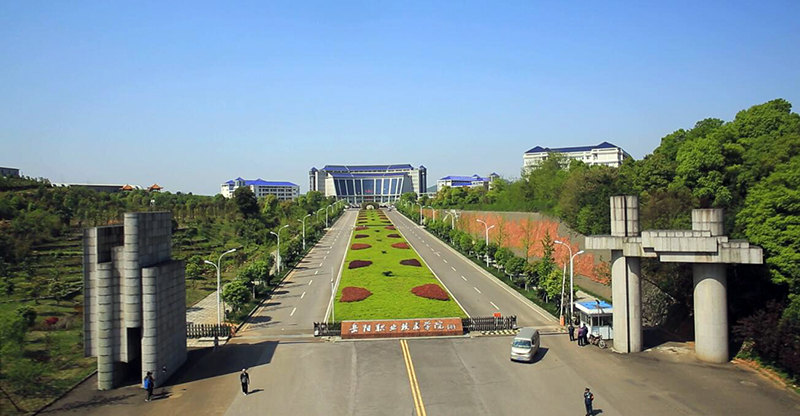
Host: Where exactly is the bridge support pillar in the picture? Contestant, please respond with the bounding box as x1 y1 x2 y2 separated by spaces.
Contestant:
692 209 729 363
611 252 642 353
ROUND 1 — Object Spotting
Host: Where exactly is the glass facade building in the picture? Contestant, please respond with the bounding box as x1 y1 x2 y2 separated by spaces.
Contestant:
309 164 427 204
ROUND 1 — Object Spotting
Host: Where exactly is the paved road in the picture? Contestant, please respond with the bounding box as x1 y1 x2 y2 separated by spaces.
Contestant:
238 209 357 338
387 209 557 327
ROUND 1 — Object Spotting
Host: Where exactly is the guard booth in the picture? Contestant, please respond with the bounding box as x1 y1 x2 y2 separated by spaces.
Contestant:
576 300 613 340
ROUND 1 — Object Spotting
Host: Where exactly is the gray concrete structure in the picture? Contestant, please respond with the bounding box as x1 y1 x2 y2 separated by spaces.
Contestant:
84 212 186 390
586 196 763 363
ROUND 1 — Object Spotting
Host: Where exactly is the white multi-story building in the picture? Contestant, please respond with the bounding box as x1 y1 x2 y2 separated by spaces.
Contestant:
308 164 427 204
0 167 20 177
436 173 499 192
221 178 299 200
523 142 630 170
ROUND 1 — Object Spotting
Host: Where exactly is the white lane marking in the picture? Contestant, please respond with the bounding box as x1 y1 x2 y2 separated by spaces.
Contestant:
490 301 499 310
474 287 482 294
290 307 297 316
451 266 456 272
436 253 441 257
443 259 448 264
461 275 467 281
431 248 435 251
320 263 324 267
301 292 306 299
327 251 330 254
315 270 319 275
323 256 327 260
309 280 313 285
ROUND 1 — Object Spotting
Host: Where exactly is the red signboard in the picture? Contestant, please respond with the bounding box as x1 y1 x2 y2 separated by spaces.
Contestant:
341 317 464 339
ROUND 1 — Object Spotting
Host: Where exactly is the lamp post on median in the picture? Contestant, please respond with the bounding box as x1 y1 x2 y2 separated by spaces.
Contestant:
300 214 312 251
326 204 334 228
416 203 423 224
476 219 495 267
555 240 583 322
270 224 290 274
425 206 436 221
317 208 325 223
204 248 237 326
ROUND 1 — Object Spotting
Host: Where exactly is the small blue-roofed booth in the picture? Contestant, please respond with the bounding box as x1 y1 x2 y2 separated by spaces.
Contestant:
575 300 613 340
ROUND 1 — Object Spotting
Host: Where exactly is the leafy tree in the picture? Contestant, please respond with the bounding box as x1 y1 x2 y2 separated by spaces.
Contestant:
494 247 514 268
234 187 259 219
459 234 474 253
537 232 555 283
505 256 526 277
473 239 487 259
222 280 251 314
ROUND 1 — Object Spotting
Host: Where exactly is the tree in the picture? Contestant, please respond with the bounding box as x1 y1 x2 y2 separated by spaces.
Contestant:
234 187 259 219
537 231 556 283
505 256 526 278
222 280 251 314
519 219 536 262
494 247 514 269
473 239 487 260
459 234 474 253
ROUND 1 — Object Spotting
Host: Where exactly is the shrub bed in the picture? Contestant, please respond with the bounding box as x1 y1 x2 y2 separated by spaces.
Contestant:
392 242 410 249
385 226 396 230
351 243 371 250
411 284 450 301
400 259 422 267
355 226 368 230
355 234 369 239
387 234 402 238
340 287 372 302
349 260 373 269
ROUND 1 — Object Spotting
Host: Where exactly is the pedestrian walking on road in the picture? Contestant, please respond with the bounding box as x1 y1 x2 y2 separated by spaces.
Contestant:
143 372 154 402
583 387 594 415
240 368 250 396
568 323 575 342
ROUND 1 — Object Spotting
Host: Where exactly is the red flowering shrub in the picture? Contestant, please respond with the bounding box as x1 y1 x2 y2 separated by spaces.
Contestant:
351 243 371 250
387 234 402 238
392 243 410 249
44 316 59 327
340 287 372 302
348 260 372 269
355 226 368 230
400 259 422 267
385 226 396 230
355 234 369 239
411 284 449 301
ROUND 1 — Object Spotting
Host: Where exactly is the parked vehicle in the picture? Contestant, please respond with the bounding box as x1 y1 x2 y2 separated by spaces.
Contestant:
588 333 607 349
510 327 540 362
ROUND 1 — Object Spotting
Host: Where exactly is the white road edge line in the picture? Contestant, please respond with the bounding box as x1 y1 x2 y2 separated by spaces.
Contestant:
474 287 482 294
324 211 355 323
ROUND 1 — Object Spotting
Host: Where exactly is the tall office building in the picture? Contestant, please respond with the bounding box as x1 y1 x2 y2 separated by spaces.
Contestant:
309 164 427 204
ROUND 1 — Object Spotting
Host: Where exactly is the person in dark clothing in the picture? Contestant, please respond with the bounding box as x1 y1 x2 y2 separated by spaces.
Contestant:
143 372 154 402
584 387 594 415
580 324 588 346
240 368 250 396
568 323 575 342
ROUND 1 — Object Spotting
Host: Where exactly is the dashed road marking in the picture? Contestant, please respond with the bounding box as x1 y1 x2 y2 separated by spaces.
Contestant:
443 259 448 264
461 275 467 281
474 287 481 294
301 292 306 299
451 266 456 272
315 270 319 275
290 307 297 316
490 301 499 310
436 253 441 257
309 280 313 285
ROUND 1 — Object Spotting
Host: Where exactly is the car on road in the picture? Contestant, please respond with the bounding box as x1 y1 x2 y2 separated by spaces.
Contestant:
510 327 540 363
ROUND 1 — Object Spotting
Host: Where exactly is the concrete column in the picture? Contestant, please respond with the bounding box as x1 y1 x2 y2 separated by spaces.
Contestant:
611 251 642 353
141 267 159 386
96 264 115 390
123 213 142 327
692 209 724 236
693 263 728 363
610 195 639 237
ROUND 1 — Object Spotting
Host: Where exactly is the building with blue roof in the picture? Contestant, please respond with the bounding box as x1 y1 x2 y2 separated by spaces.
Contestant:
436 173 499 192
523 141 631 170
309 164 427 204
220 177 299 200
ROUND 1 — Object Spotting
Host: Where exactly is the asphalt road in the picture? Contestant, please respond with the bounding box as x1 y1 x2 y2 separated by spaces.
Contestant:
238 209 357 338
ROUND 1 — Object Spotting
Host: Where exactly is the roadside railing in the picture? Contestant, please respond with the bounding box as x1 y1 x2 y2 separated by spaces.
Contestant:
314 321 341 336
187 323 234 339
462 316 517 332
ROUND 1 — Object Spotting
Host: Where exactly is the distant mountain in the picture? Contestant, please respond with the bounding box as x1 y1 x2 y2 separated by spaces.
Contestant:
426 185 437 193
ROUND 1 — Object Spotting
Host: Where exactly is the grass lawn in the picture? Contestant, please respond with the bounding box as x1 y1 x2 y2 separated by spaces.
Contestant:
333 209 466 321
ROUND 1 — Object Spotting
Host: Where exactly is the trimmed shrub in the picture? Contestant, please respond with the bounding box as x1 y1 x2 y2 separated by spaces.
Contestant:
385 226 396 230
400 259 422 267
351 243 371 250
387 234 402 238
392 242 410 249
340 286 372 302
411 284 449 301
348 260 372 269
382 271 393 276
355 234 369 239
355 226 368 231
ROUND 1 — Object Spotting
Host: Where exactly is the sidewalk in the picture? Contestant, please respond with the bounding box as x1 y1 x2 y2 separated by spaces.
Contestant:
186 291 231 348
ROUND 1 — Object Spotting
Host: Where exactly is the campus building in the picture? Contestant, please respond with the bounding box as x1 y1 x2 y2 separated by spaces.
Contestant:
523 141 631 170
309 164 427 204
221 178 300 200
52 183 144 192
437 173 499 192
0 166 20 177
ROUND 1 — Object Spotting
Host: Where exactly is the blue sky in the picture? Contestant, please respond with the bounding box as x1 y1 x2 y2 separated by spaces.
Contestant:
2 1 798 195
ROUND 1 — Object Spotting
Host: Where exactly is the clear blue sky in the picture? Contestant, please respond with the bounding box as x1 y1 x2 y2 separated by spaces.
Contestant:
2 1 798 195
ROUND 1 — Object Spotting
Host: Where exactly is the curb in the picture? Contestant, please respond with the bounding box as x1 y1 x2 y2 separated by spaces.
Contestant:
33 369 97 415
732 358 800 395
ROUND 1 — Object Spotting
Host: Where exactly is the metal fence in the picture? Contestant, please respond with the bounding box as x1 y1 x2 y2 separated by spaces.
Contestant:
313 321 341 336
187 323 234 339
462 316 517 332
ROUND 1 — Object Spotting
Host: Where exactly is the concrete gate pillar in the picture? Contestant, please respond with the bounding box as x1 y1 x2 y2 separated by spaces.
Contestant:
610 196 643 353
692 209 729 363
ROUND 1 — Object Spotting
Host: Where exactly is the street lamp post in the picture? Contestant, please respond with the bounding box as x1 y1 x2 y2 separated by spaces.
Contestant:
204 248 237 326
270 224 290 273
555 240 583 322
326 204 334 228
425 206 436 221
416 203 423 224
300 214 312 251
476 219 495 267
317 208 325 223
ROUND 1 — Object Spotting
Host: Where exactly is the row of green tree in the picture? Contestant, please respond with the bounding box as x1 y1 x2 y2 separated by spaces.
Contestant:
418 99 800 377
